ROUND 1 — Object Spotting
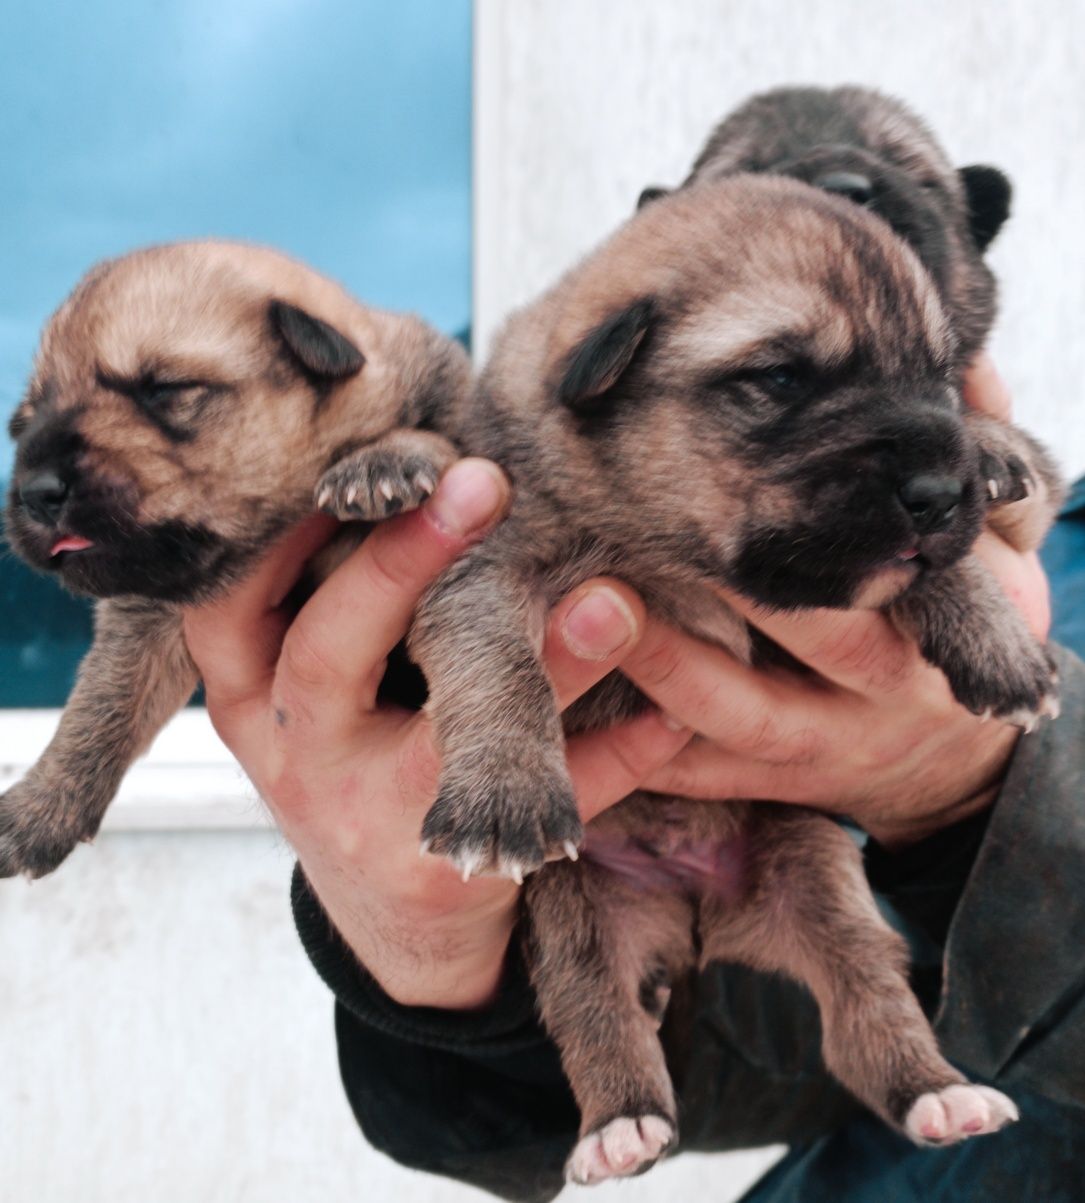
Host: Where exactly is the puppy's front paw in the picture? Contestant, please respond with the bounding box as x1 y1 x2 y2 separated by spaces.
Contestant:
0 778 93 879
979 448 1033 506
315 450 441 521
421 754 583 882
944 636 1059 731
565 1116 676 1185
904 1084 1018 1146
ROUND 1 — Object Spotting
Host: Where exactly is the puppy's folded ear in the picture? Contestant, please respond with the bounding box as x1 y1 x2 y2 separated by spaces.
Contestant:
958 165 1012 252
637 185 670 210
269 300 366 379
558 298 655 410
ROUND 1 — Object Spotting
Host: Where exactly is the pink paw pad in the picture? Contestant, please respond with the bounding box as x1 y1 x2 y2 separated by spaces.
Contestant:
565 1115 675 1185
905 1084 1019 1146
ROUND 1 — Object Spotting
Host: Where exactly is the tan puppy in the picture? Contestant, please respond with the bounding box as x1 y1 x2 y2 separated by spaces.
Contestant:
403 176 1060 1181
2 240 468 876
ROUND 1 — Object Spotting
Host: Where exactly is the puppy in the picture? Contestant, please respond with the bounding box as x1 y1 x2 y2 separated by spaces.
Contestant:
1 240 468 877
643 84 1061 552
403 176 1059 1181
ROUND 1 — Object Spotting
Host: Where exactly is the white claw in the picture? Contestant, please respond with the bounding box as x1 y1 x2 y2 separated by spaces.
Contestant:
987 478 1000 500
508 864 524 885
419 838 432 858
316 487 333 510
418 475 437 496
379 480 396 502
979 708 993 723
461 861 473 883
563 840 580 862
346 486 359 506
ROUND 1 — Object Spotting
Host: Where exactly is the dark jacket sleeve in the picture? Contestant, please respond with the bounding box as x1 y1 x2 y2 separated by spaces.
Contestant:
933 641 1085 1111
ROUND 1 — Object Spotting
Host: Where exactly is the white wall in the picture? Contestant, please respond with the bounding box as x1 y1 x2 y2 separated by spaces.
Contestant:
0 830 776 1203
475 0 1085 480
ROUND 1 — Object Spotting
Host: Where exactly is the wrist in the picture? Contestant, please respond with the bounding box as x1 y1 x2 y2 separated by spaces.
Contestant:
303 863 518 1010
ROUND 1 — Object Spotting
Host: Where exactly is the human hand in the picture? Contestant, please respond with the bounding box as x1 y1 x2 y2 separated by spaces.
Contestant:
183 459 690 1010
559 354 1051 847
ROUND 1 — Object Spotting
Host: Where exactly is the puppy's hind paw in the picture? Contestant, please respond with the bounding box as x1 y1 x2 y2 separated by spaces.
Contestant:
905 1084 1018 1146
565 1116 676 1185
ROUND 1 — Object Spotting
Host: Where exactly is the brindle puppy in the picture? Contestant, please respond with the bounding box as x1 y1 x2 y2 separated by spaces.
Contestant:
642 84 1061 550
404 176 1059 1181
1 240 468 877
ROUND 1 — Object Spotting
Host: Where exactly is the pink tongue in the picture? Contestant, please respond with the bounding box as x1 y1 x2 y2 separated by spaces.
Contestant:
898 548 919 561
50 535 94 556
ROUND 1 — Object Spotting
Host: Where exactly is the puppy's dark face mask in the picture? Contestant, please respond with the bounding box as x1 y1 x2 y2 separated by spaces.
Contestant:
553 184 986 611
4 245 383 603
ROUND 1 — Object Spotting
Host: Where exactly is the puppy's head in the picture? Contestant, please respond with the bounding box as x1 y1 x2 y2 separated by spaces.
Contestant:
6 241 468 602
492 177 986 610
641 86 1010 362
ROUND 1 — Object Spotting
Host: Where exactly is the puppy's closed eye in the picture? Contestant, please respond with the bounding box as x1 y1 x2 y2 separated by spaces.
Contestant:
703 362 812 401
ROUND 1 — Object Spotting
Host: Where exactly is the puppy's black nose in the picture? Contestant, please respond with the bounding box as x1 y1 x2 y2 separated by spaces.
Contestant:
898 474 962 534
19 471 69 525
816 171 874 206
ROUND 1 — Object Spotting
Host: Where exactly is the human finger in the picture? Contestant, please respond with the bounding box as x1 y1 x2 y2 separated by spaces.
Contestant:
184 514 338 714
619 616 849 755
971 531 1051 639
962 352 1013 420
718 593 920 697
566 710 694 823
274 459 509 726
640 738 827 806
543 579 645 711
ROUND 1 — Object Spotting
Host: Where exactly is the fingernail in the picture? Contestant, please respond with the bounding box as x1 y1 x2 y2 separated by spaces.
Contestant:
427 459 508 538
562 586 639 660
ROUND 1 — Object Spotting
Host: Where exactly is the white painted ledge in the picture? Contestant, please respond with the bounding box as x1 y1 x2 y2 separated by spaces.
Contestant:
0 708 270 831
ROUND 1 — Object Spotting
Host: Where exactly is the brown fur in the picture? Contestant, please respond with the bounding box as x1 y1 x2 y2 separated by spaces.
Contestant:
405 175 1054 1180
1 240 468 877
658 85 1064 550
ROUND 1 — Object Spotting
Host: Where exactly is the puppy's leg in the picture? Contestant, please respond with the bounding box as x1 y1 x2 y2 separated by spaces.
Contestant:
315 428 458 520
701 807 1017 1145
0 600 196 877
409 553 582 879
890 553 1059 727
967 412 1065 551
524 860 692 1185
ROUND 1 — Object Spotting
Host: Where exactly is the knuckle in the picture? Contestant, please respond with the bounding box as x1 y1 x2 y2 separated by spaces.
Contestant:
279 624 342 690
629 636 689 696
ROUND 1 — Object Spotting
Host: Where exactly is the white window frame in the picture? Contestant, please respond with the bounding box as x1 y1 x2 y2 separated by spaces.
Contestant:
0 709 270 831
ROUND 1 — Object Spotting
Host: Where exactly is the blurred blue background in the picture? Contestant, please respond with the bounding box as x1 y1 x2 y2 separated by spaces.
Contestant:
0 0 471 703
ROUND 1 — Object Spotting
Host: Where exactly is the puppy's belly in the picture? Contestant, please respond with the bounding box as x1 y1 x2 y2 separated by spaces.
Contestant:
582 792 752 902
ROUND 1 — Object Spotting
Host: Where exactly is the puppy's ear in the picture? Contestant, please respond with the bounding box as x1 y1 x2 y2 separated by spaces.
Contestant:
636 185 670 210
269 300 366 379
558 298 654 410
959 165 1012 252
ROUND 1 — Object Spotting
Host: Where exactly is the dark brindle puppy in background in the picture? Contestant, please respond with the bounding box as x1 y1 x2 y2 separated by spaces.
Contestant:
404 174 1060 1183
1 241 468 876
641 84 1061 554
